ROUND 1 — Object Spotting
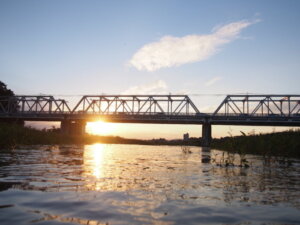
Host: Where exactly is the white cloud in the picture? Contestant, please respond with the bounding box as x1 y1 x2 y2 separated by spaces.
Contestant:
122 80 168 95
205 76 222 86
129 19 258 71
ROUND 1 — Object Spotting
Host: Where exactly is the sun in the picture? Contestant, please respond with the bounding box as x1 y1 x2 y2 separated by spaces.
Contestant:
86 120 116 136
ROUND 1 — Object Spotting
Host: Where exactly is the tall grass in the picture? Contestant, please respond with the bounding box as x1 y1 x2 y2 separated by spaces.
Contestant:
212 129 300 159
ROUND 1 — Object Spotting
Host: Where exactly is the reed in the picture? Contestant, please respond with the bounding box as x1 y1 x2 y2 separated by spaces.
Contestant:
212 129 300 159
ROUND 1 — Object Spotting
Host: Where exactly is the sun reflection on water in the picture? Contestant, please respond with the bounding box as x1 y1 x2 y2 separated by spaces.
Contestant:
83 144 106 189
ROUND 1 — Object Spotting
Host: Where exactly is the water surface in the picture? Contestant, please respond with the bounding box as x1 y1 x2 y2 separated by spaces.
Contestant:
0 144 299 224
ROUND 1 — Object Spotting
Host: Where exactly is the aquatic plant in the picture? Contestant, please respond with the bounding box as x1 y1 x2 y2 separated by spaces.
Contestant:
181 145 192 154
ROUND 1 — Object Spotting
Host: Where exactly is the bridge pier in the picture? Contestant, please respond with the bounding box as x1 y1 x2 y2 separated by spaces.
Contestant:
202 123 212 147
61 120 86 136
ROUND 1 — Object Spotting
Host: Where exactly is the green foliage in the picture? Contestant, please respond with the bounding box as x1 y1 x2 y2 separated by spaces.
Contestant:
0 81 14 96
212 130 300 158
0 81 19 113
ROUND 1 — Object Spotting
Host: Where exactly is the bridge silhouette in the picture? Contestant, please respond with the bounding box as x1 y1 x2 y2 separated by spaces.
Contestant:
1 94 300 146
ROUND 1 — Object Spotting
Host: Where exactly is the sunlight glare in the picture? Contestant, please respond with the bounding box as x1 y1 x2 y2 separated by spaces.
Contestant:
86 120 116 135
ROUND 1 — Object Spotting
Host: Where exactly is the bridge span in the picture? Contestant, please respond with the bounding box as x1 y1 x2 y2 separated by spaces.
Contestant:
1 94 300 146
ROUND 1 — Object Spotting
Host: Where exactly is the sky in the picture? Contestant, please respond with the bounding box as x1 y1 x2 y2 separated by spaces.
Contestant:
0 0 300 139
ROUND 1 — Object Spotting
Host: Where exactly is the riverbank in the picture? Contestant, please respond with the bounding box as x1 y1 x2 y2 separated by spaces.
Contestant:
0 123 201 149
1 123 299 158
211 130 300 158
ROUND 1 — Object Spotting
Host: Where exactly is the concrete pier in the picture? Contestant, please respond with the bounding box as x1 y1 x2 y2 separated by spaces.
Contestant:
61 120 86 135
202 122 212 147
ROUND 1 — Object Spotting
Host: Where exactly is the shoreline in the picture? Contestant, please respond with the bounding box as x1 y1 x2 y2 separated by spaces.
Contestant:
0 122 202 148
1 123 299 158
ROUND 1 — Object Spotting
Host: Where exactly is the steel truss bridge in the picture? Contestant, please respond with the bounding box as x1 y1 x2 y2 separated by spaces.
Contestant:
1 94 300 146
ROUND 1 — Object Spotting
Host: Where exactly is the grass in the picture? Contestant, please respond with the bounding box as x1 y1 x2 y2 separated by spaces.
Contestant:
211 129 300 159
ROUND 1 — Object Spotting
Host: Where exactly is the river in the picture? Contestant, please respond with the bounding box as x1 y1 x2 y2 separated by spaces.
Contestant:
0 144 299 224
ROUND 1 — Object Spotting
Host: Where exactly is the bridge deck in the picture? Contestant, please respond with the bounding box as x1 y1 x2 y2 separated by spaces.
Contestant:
1 112 300 126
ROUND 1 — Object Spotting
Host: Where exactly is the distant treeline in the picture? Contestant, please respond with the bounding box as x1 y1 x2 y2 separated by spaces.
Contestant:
212 130 300 158
0 122 201 149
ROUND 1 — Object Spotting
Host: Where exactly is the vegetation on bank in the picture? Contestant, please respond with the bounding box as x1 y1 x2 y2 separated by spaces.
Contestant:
212 130 300 159
0 123 142 149
0 123 201 149
1 122 300 159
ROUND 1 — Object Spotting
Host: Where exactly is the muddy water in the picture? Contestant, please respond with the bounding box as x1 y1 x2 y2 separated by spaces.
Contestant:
0 144 299 224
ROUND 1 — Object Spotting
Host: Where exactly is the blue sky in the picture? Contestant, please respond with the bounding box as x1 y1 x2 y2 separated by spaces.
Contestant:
1 0 299 138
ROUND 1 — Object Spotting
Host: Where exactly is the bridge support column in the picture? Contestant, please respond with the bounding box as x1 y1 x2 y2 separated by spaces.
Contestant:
61 120 86 136
202 123 212 147
61 120 70 135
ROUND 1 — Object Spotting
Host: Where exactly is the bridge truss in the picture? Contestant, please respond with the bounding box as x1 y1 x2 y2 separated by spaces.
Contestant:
72 95 200 115
0 96 71 114
1 94 300 125
213 95 300 117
